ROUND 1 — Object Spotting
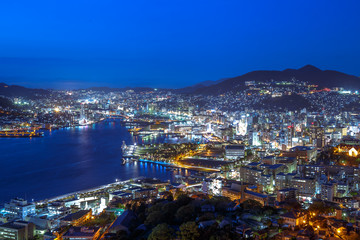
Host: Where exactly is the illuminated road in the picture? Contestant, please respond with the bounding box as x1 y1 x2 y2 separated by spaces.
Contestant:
138 158 220 172
175 163 221 172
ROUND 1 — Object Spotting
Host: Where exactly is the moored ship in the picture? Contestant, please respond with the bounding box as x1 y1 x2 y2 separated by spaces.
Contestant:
0 130 44 138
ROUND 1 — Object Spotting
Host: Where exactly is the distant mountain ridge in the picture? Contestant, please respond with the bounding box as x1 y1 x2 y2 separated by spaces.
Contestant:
174 78 228 94
0 65 359 97
0 83 49 98
189 65 360 95
87 86 154 93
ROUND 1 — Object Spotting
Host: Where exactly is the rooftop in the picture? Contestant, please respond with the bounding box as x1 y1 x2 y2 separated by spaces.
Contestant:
244 190 268 199
225 145 245 150
62 210 90 222
63 227 100 237
290 146 314 151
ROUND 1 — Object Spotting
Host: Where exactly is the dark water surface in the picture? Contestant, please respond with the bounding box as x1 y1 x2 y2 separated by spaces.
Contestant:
0 120 174 204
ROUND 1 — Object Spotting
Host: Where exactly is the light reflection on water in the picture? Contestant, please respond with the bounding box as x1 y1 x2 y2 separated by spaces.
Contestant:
0 120 196 203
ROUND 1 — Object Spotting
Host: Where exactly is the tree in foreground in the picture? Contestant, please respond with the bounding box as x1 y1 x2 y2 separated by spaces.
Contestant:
148 223 174 240
175 204 195 223
177 221 200 240
308 201 333 215
145 210 164 226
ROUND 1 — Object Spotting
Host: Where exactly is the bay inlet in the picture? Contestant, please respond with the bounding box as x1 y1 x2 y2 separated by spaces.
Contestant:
0 120 178 204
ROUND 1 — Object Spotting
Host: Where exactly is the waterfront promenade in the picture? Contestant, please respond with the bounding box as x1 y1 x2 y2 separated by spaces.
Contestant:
35 178 135 205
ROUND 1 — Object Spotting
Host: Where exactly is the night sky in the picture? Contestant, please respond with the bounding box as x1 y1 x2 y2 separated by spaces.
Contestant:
0 0 359 89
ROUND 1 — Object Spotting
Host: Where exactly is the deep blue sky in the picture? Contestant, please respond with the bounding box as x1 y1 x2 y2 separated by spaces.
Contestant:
0 0 359 89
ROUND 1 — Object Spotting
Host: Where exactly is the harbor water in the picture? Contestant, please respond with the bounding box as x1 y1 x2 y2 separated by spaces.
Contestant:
0 120 188 204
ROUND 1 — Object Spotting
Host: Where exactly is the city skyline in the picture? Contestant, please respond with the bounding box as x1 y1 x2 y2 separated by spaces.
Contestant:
1 1 360 239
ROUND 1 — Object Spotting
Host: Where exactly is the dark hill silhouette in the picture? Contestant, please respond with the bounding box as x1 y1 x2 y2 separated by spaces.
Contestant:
87 86 155 93
190 65 360 95
0 83 49 99
0 97 16 109
254 94 311 111
1 65 359 97
175 78 228 94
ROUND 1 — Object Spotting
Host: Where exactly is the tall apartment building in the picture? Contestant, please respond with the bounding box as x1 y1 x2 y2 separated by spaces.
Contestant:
0 221 35 240
290 177 316 201
4 199 35 220
321 182 336 202
240 167 262 185
310 126 325 148
225 145 245 159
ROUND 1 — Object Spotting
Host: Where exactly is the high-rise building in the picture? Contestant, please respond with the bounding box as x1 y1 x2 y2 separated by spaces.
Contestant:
290 177 316 201
235 116 247 136
321 182 336 201
240 166 262 185
310 126 325 148
225 145 245 159
0 221 35 240
252 132 261 146
4 198 35 220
